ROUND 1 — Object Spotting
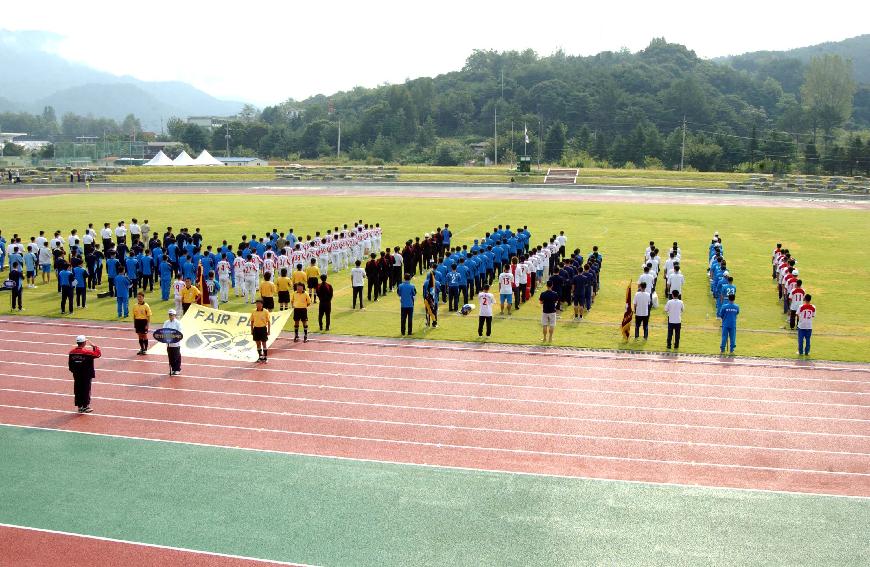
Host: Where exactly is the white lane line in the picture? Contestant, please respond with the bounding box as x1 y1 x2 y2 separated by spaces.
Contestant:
2 318 868 373
2 404 868 477
2 336 865 397
0 330 870 395
6 372 866 440
6 387 866 458
4 424 868 500
3 362 868 425
0 523 316 566
1 350 867 413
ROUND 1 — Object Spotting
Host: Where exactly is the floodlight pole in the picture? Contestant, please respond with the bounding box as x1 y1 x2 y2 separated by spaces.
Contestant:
225 123 231 158
680 115 686 172
337 118 341 158
494 105 497 166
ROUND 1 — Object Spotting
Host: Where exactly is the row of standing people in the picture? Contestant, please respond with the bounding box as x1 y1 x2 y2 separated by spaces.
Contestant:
772 243 816 356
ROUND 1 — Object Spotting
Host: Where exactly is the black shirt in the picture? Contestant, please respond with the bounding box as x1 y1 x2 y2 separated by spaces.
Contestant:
539 290 559 314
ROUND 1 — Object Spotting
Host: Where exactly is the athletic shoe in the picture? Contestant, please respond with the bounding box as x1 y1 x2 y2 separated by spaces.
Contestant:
80 406 93 413
293 337 299 343
303 337 309 343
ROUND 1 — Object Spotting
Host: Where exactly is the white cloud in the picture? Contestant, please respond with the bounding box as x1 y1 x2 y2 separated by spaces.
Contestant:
4 0 868 105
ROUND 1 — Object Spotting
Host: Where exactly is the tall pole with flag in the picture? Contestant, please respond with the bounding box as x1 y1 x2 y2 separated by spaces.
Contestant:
523 123 528 157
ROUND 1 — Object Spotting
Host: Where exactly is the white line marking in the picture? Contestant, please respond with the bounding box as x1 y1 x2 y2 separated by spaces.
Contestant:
2 318 868 372
0 523 317 566
3 336 865 397
6 372 866 440
4 424 867 500
2 356 868 422
3 361 868 425
6 387 865 457
1 406 867 478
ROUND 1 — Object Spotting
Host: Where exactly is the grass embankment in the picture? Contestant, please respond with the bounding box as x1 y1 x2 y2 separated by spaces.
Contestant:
104 164 752 188
2 193 868 362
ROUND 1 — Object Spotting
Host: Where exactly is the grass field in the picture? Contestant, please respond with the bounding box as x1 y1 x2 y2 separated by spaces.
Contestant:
2 190 868 362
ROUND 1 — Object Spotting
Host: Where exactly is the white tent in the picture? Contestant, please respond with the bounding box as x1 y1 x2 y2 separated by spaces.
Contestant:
172 150 196 166
144 150 174 166
193 149 224 166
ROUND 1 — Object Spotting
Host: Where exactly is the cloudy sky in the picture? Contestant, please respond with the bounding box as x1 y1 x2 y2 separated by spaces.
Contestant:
5 0 868 105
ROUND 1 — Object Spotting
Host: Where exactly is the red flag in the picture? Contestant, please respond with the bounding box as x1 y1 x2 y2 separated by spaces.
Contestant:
197 260 210 306
621 283 633 339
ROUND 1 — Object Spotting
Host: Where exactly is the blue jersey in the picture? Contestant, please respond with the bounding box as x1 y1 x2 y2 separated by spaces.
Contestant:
182 261 196 281
106 258 119 277
456 265 468 285
159 260 173 280
114 274 131 298
73 266 88 287
167 244 178 262
397 282 416 308
58 269 73 287
718 302 740 327
447 271 462 287
442 229 451 245
125 256 139 278
23 252 36 271
140 255 153 275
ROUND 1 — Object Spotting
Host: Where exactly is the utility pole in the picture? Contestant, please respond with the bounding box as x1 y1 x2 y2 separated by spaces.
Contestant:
225 122 231 158
680 115 687 172
494 104 497 166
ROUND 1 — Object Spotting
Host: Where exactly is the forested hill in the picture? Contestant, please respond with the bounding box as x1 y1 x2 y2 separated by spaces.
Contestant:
723 34 870 86
253 38 865 170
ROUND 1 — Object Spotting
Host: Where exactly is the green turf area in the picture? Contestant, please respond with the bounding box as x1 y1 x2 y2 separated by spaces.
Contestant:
1 192 868 362
1 426 866 566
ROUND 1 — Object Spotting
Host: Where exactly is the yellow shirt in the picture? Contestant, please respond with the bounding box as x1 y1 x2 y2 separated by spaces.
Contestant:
260 281 276 298
181 285 201 303
250 309 270 328
292 270 307 285
133 303 152 320
276 276 292 293
305 265 321 279
291 291 312 309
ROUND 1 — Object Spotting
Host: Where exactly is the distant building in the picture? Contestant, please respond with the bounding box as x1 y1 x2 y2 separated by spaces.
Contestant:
217 157 268 167
469 142 488 156
187 116 230 129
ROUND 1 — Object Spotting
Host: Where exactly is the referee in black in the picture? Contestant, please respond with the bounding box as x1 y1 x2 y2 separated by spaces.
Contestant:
68 335 102 413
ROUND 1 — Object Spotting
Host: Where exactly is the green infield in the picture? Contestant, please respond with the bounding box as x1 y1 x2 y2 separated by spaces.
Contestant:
1 191 868 362
1 426 867 566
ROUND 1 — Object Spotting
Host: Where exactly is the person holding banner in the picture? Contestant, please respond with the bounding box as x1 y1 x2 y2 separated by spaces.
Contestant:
291 282 312 342
163 309 183 375
180 278 201 314
251 299 272 362
133 292 152 355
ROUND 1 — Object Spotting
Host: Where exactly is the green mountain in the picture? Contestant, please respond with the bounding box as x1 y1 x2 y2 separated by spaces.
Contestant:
0 29 245 131
722 34 870 86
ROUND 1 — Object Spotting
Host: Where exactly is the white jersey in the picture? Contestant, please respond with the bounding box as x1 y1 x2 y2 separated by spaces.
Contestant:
173 280 186 299
245 261 259 279
667 272 685 293
290 250 304 269
262 258 276 274
233 257 246 274
514 263 528 285
478 292 495 317
498 272 514 294
100 228 112 240
217 260 231 280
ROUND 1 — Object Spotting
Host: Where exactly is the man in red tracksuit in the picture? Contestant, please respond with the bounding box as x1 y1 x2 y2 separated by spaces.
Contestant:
68 335 102 413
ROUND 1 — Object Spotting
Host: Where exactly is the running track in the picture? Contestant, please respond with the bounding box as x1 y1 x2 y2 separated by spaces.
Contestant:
1 317 868 500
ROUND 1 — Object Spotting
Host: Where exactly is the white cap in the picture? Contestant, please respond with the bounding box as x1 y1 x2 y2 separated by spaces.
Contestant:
792 269 799 275
75 335 87 343
168 308 177 315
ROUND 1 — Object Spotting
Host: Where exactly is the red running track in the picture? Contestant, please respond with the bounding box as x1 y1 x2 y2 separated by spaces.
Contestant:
0 524 302 566
0 317 868 497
